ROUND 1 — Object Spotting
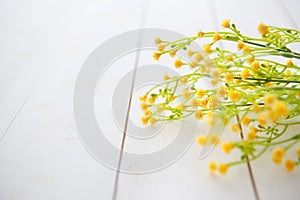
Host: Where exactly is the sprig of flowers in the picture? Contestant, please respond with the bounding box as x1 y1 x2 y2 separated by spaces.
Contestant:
140 20 300 175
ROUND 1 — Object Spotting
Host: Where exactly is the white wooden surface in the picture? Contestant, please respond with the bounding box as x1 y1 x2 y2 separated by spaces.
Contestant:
0 0 299 199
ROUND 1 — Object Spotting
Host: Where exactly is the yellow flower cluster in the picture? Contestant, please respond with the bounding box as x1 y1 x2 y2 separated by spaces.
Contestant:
144 20 300 175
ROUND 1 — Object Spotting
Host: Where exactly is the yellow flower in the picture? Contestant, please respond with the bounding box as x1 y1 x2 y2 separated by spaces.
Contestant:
235 79 242 84
200 99 208 108
153 51 161 61
174 58 183 68
148 97 156 104
285 159 295 172
228 90 242 102
196 136 206 145
209 161 217 173
251 61 260 71
225 72 234 83
195 110 204 120
213 33 221 42
247 56 255 64
264 94 276 106
250 126 258 133
247 130 256 140
274 101 289 119
222 142 234 154
187 49 194 57
230 124 241 133
252 103 261 113
285 70 291 78
157 44 165 52
257 22 269 36
169 50 176 57
243 45 252 53
208 95 218 108
242 115 251 126
196 89 206 98
237 41 245 50
203 44 212 54
218 163 228 174
144 108 152 116
141 102 148 110
139 95 147 101
194 52 203 63
191 98 201 108
141 116 149 125
197 31 205 38
258 112 268 127
226 56 233 62
218 86 227 97
154 37 162 45
272 148 285 164
221 19 230 28
212 70 221 79
286 60 294 66
210 79 218 87
163 74 170 80
176 103 186 111
241 68 250 79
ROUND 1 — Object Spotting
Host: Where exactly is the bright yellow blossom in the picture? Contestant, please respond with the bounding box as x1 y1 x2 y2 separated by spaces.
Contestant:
257 22 269 36
174 58 183 68
219 163 228 174
264 94 276 106
203 44 212 54
153 51 161 61
222 142 234 154
209 161 217 173
247 130 256 140
141 116 149 125
228 90 242 102
196 136 206 145
241 68 250 79
221 19 230 28
197 31 205 38
225 72 234 83
213 33 221 42
237 41 245 50
196 89 205 98
242 116 251 126
230 124 241 133
195 110 204 120
272 148 285 164
251 61 260 71
274 101 289 119
285 159 295 172
286 60 294 66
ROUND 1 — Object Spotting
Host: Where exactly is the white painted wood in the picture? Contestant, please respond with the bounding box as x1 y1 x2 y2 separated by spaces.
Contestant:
0 0 144 199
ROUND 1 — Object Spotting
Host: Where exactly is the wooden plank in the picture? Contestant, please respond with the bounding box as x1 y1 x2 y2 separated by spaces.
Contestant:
115 0 255 199
0 0 144 199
